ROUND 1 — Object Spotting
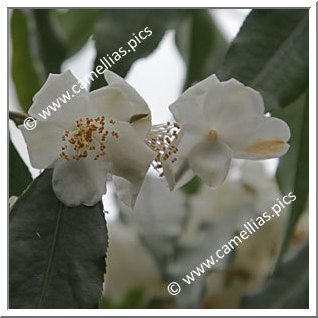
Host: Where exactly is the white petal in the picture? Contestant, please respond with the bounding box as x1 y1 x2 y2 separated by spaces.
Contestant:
104 121 155 183
89 87 151 138
89 86 133 122
113 176 144 208
169 99 209 133
160 130 197 190
104 70 151 116
203 78 265 130
169 74 220 127
29 70 89 128
168 75 219 129
175 127 207 158
52 157 107 207
175 74 220 101
19 121 64 169
130 114 152 139
162 156 195 191
188 141 232 188
221 116 291 159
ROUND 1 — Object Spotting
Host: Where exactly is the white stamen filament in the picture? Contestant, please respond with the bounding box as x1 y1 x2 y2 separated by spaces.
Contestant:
145 121 180 176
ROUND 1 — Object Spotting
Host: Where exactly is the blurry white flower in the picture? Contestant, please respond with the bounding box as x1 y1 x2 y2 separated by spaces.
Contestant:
162 74 291 190
186 161 283 308
20 70 155 207
104 220 164 304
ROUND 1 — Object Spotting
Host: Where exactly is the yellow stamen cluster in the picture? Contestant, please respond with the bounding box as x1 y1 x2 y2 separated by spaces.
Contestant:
59 116 118 161
145 122 180 177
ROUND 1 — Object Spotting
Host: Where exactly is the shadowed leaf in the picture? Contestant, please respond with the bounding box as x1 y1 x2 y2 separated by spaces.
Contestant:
9 138 32 197
10 169 108 308
217 9 309 111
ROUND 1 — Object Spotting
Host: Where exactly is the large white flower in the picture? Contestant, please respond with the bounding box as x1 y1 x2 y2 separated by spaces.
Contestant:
20 70 155 207
160 74 291 190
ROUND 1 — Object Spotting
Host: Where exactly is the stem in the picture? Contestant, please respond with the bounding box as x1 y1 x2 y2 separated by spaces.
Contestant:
9 111 33 121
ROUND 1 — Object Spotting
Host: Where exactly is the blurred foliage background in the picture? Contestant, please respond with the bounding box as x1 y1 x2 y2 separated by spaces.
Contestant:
9 9 309 309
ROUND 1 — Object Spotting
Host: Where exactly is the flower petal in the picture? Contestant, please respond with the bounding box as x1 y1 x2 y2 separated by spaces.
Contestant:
173 74 220 102
19 121 65 169
188 141 232 188
104 70 149 112
89 70 151 136
52 157 107 207
203 78 265 130
160 130 197 190
169 75 220 127
169 99 209 134
221 116 291 159
89 86 133 122
105 70 150 115
168 76 219 130
103 121 155 183
113 176 144 208
161 156 195 191
28 70 89 128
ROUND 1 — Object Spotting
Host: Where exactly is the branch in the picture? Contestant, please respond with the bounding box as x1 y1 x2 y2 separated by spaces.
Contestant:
9 111 32 121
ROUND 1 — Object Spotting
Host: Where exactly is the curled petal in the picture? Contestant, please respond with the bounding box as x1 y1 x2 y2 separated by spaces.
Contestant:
89 70 151 137
113 176 144 208
104 70 151 117
89 86 133 122
169 75 220 128
221 116 291 159
52 157 107 207
188 141 232 188
161 156 195 191
103 121 155 184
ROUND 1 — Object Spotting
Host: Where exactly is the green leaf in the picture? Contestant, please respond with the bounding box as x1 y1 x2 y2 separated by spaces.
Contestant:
272 92 309 271
55 9 101 58
9 138 32 197
10 9 41 112
240 242 308 309
175 9 228 89
91 9 185 90
217 9 309 111
31 9 67 77
10 169 107 309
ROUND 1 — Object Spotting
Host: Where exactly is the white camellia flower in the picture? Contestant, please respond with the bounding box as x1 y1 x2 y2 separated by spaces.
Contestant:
20 70 155 207
159 74 291 190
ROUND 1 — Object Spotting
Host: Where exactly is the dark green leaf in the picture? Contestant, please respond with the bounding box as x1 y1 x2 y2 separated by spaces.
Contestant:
272 92 309 271
10 169 107 309
9 138 32 197
91 9 185 90
241 242 308 309
175 9 228 89
10 9 41 112
217 9 309 111
31 9 67 77
55 9 101 58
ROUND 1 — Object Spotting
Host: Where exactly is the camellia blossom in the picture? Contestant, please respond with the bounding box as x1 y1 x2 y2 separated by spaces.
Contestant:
159 74 291 190
20 70 155 207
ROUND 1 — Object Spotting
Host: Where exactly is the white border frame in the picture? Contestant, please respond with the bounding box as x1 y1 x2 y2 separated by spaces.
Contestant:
3 1 316 316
